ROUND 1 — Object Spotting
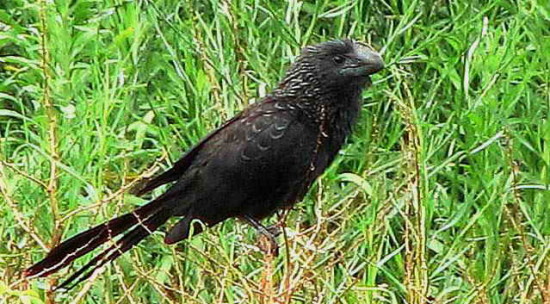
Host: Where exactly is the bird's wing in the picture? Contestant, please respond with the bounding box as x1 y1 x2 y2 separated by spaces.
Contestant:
160 99 313 242
197 98 312 172
136 108 248 196
136 97 292 196
166 98 319 217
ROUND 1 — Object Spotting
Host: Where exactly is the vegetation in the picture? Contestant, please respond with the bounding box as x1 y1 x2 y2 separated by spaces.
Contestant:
1 0 548 303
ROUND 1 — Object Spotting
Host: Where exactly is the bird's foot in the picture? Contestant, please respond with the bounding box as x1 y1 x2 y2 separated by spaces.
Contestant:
266 224 282 237
242 215 280 256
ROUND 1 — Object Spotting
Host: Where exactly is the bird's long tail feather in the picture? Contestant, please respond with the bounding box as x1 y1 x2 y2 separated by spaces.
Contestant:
24 198 168 281
55 208 171 290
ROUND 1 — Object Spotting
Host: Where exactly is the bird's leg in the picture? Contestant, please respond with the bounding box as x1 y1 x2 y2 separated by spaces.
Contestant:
242 215 279 256
267 208 290 237
265 225 281 237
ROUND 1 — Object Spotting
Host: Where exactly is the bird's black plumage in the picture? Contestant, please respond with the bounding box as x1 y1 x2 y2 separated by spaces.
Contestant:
24 39 384 290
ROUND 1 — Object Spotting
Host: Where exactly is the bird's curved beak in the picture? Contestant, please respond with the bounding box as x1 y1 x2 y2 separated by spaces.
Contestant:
340 44 384 77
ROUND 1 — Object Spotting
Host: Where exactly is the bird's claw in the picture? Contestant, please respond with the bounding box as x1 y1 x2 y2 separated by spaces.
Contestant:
242 215 280 256
266 224 282 237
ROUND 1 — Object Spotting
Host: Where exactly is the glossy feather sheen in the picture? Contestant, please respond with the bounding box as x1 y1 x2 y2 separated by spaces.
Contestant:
24 39 383 289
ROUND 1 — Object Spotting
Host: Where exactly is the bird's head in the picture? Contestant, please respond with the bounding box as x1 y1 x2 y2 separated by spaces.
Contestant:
279 39 384 97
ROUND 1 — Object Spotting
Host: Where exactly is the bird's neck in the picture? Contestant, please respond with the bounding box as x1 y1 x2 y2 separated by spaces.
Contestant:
275 76 364 106
325 84 363 141
274 79 364 141
274 72 322 100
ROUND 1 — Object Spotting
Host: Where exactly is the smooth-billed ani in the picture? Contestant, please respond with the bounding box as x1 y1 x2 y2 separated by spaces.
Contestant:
24 39 384 290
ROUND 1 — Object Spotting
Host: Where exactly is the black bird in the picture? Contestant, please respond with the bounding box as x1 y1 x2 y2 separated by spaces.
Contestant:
24 39 384 290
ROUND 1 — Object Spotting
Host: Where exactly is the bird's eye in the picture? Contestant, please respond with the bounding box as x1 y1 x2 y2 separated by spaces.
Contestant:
333 55 345 64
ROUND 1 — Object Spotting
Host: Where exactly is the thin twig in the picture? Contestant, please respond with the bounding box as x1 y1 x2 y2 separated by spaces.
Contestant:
503 130 549 303
394 75 429 304
58 155 165 223
0 162 48 251
37 1 61 302
1 161 48 190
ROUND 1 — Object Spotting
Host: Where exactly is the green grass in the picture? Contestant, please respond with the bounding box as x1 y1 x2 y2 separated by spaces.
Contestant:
1 0 549 303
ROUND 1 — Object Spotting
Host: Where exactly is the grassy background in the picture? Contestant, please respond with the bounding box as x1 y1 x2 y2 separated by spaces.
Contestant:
1 0 549 303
